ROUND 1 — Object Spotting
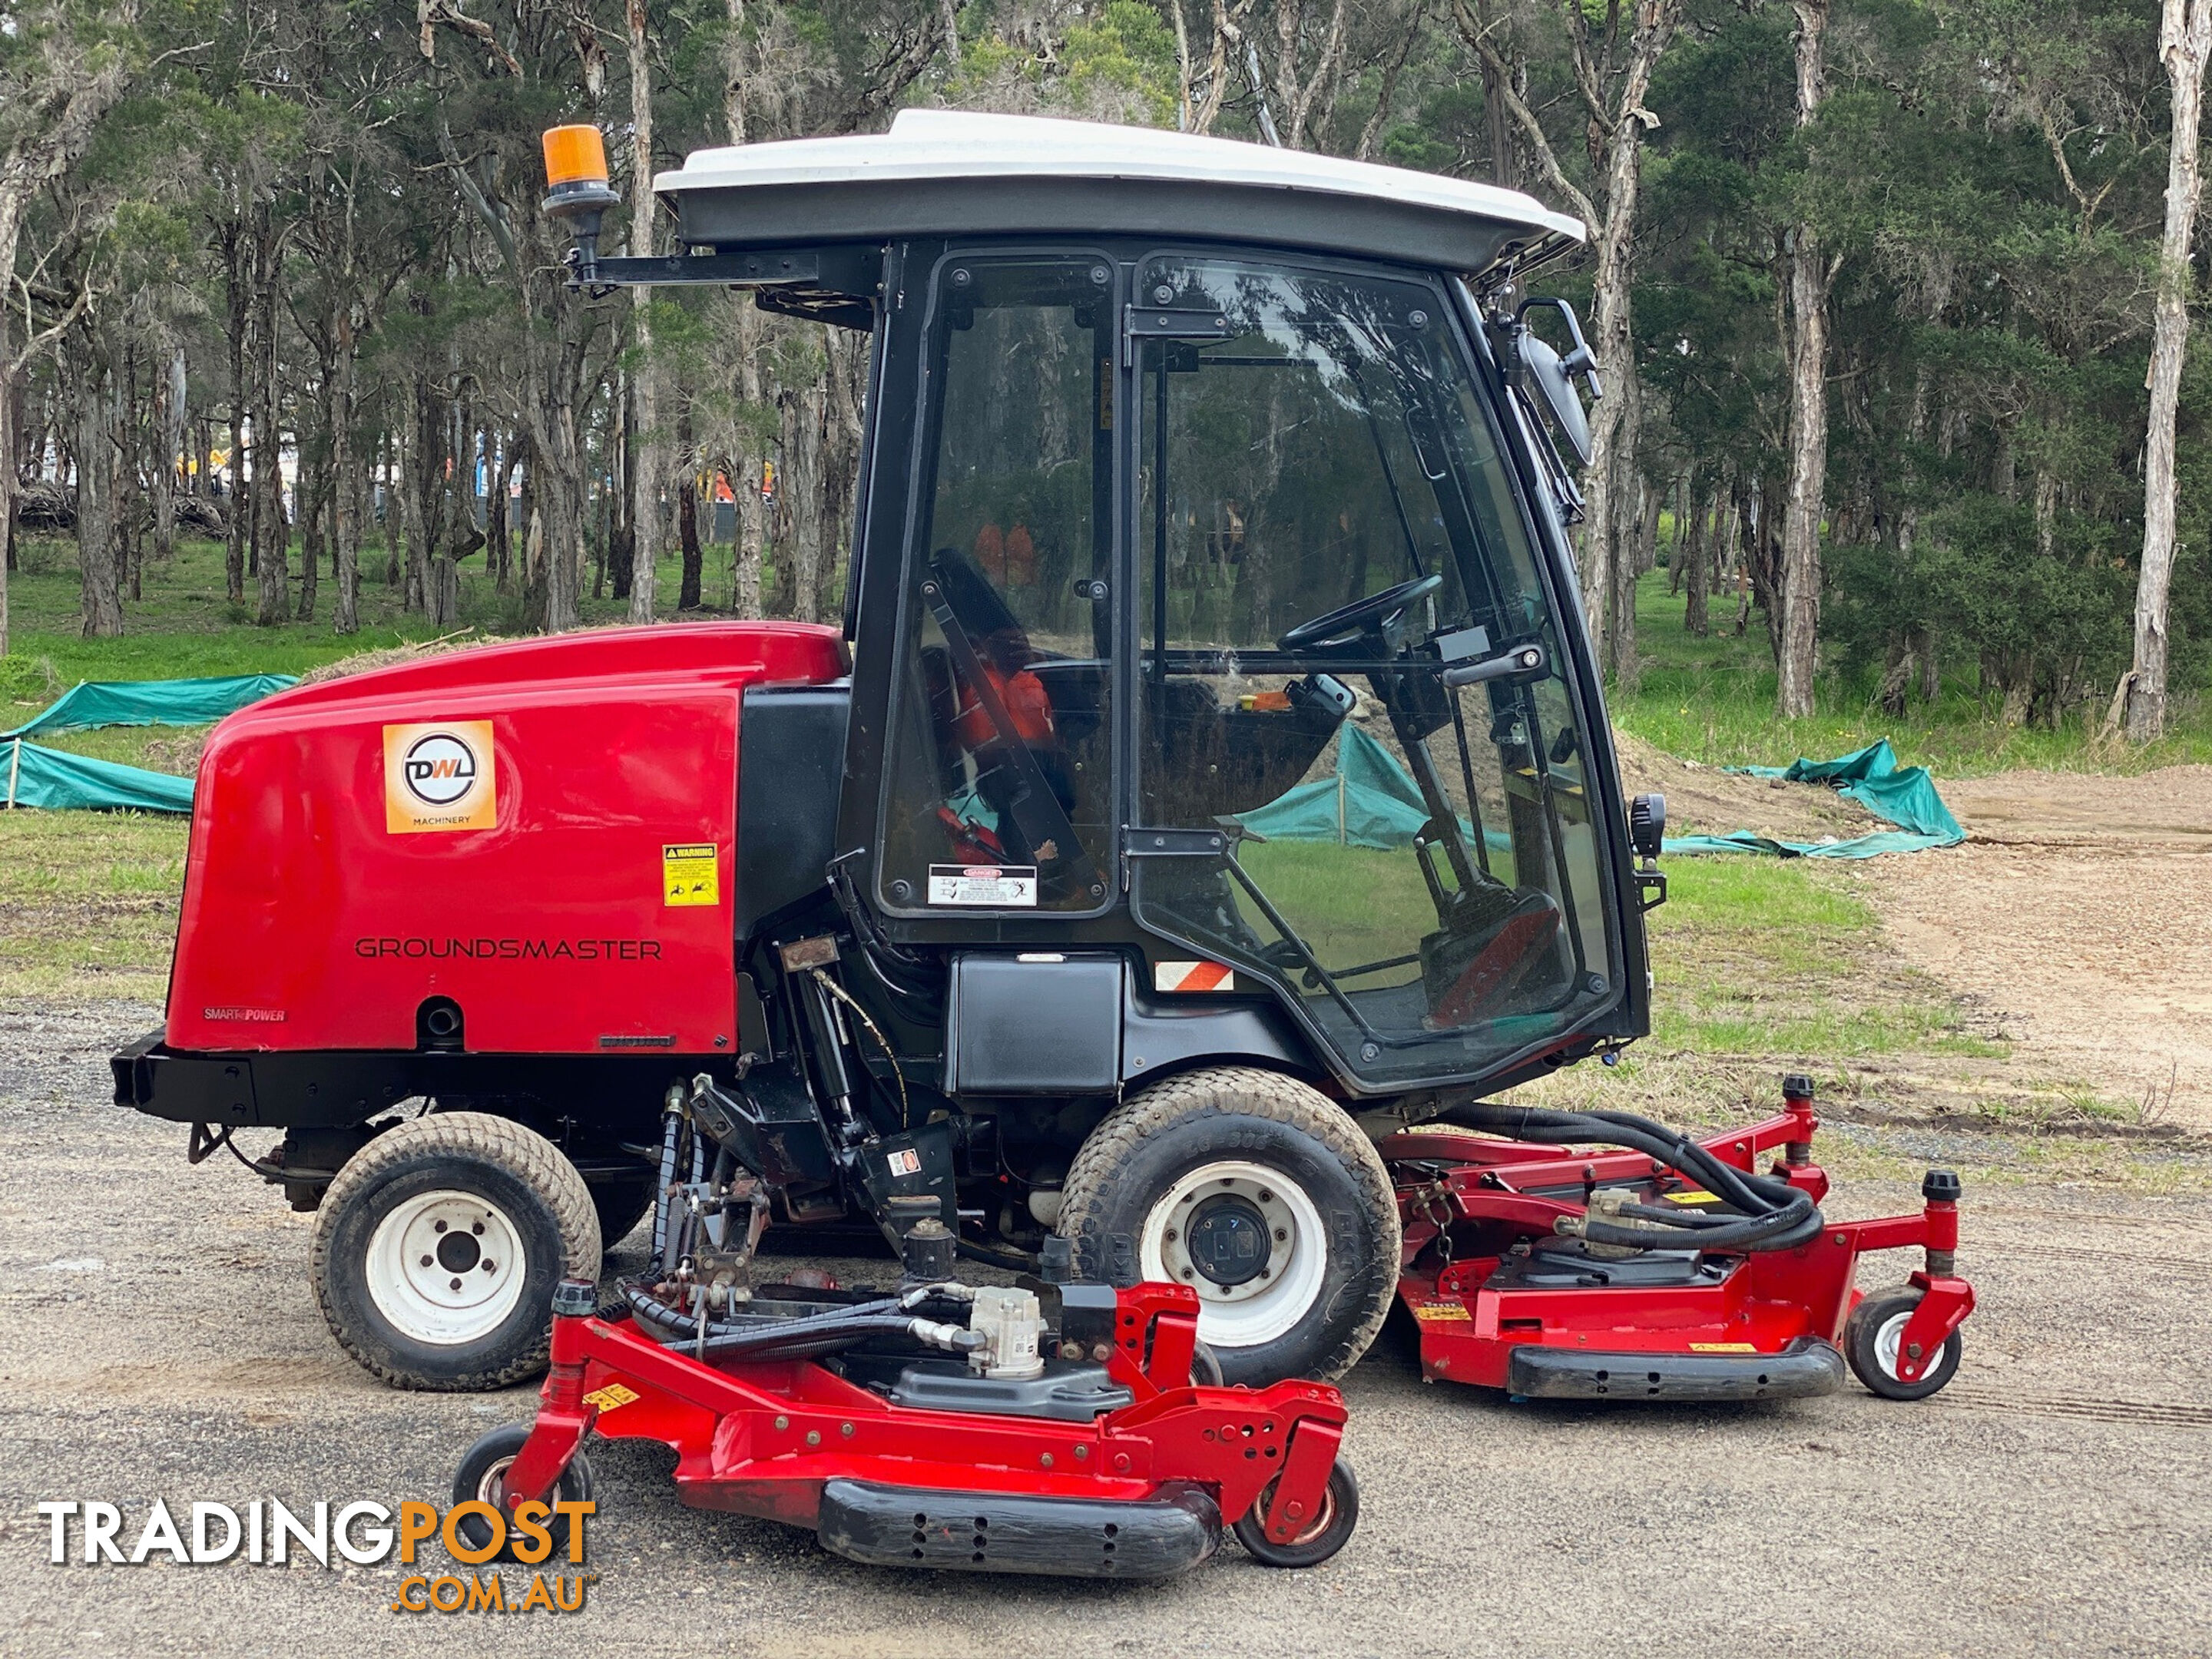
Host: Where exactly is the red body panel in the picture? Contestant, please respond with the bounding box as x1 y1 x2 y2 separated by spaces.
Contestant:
166 622 846 1055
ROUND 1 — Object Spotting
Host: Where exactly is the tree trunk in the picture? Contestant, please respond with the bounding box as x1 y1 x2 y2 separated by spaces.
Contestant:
151 343 181 568
677 422 703 611
252 220 290 627
1684 480 1712 637
332 299 360 636
1777 0 1832 720
2128 0 2212 740
224 225 250 604
73 338 122 637
731 306 767 615
626 0 663 624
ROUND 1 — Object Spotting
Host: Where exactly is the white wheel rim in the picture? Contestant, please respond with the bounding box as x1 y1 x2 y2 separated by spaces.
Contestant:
1140 1161 1327 1351
366 1190 526 1346
1874 1309 1916 1381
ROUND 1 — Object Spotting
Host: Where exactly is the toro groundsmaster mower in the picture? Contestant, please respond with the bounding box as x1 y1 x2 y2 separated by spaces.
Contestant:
112 112 1972 1441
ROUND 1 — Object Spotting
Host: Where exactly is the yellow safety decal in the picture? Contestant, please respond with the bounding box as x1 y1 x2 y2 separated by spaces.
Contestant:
583 1382 641 1412
1666 1189 1723 1205
1410 1302 1472 1323
662 843 720 907
1687 1342 1758 1354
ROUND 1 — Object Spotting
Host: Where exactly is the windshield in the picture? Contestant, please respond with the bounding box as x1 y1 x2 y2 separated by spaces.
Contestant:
1131 253 1614 1084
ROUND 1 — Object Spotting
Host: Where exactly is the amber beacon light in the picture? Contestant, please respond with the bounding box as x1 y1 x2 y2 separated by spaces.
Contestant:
541 125 623 276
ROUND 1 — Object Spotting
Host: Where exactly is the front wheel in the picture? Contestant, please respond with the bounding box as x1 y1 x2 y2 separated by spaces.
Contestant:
1844 1286 1963 1401
1056 1066 1400 1386
1233 1459 1360 1568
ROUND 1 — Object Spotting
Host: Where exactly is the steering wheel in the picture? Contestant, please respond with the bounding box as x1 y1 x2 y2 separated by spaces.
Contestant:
1277 574 1443 654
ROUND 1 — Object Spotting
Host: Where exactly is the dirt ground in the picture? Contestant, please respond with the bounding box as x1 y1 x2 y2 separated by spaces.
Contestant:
1867 767 2212 1130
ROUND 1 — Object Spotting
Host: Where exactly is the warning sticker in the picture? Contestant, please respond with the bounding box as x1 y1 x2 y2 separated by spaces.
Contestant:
383 720 495 833
1409 1302 1472 1323
926 864 1038 907
886 1147 922 1177
662 843 720 907
1665 1189 1723 1206
1687 1342 1758 1354
582 1382 641 1413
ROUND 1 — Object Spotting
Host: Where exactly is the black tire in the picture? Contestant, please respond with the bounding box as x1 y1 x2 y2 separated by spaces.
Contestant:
1844 1285 1963 1401
452 1424 595 1561
310 1112 601 1391
1233 1459 1359 1568
589 1175 658 1252
1190 1339 1226 1388
1056 1066 1400 1386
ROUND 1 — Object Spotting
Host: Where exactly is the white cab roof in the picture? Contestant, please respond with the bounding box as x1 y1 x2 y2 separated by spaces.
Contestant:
657 109 1586 247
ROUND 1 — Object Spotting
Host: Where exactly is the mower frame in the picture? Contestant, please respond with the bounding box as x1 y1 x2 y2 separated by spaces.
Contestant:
495 1278 1349 1577
1384 1081 1976 1398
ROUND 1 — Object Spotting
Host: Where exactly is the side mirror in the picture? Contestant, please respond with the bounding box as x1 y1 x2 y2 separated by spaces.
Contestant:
1513 297 1602 469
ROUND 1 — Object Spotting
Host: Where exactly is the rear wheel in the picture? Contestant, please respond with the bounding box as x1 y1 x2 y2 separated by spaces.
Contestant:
1844 1286 1963 1401
311 1113 600 1390
1056 1066 1399 1385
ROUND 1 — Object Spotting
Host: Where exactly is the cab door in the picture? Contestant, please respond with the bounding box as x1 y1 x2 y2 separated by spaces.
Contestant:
1123 250 1621 1088
870 250 1122 920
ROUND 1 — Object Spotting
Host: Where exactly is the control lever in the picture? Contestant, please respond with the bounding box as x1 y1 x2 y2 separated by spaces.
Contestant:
1441 642 1547 689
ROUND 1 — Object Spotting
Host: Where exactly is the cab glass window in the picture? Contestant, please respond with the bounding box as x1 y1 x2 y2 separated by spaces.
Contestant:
1130 254 1613 1082
877 256 1117 914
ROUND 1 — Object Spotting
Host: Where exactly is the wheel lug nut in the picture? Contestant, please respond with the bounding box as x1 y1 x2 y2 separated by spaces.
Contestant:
433 1220 448 1233
1164 1228 1177 1243
449 1277 462 1291
1258 1190 1273 1203
420 1255 433 1268
482 1260 497 1273
472 1222 485 1236
1273 1228 1288 1241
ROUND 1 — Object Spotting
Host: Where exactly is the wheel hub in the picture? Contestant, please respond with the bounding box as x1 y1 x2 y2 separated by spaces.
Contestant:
1139 1161 1329 1350
365 1190 526 1346
1185 1194 1270 1287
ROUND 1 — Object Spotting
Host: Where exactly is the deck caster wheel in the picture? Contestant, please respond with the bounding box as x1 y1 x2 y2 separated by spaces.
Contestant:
1233 1459 1359 1568
1057 1067 1399 1386
1845 1286 1963 1401
452 1424 595 1561
311 1113 600 1391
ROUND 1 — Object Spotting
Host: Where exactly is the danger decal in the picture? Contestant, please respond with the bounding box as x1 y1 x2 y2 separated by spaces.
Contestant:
383 720 495 834
1154 960 1233 993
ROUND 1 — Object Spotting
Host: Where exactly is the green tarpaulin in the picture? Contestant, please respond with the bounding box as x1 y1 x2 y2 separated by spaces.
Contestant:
1663 739 1965 859
0 672 295 814
2 673 296 739
3 737 197 814
1234 725 1436 849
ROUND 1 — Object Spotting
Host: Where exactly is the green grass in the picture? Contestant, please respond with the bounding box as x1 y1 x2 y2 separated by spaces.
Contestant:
1613 568 2212 777
1645 855 2001 1061
0 808 187 1000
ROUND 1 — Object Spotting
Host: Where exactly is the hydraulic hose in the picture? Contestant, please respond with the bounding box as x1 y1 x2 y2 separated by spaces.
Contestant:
1430 1098 1823 1253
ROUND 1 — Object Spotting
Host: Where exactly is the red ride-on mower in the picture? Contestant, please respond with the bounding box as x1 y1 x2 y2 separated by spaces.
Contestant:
457 1086 1356 1579
1382 1075 1975 1402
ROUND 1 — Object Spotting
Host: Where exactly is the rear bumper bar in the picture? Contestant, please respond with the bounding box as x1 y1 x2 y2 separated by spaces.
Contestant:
1506 1336 1846 1402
